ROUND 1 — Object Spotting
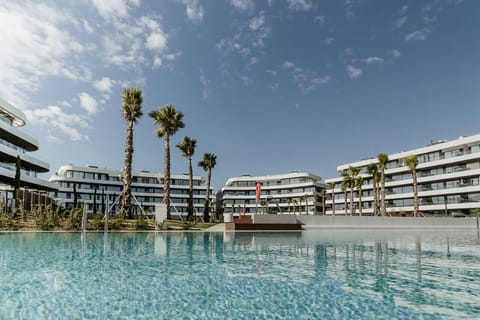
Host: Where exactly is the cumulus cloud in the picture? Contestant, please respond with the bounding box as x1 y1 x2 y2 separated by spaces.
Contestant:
313 16 325 25
390 49 401 58
287 0 313 11
363 56 384 64
393 5 408 29
249 14 265 31
28 105 90 141
178 0 204 23
200 69 209 99
93 77 116 93
79 92 99 115
0 2 91 107
89 0 139 21
283 61 331 92
346 65 362 79
405 29 428 41
229 0 254 10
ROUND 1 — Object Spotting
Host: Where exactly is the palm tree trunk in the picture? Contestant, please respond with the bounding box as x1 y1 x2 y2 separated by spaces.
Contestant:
350 188 354 216
331 190 336 216
372 180 377 216
187 155 193 221
381 171 386 216
206 168 212 222
344 191 347 215
164 135 171 220
322 194 325 215
413 169 419 217
358 186 363 216
121 121 134 218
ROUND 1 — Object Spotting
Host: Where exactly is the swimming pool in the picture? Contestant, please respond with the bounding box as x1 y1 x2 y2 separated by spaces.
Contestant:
0 231 478 319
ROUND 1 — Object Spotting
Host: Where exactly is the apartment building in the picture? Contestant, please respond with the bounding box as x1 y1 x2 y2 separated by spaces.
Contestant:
326 134 480 216
218 172 327 216
0 97 56 194
49 165 213 217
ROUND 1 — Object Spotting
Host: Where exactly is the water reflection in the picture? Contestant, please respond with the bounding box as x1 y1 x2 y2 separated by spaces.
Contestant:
0 231 479 319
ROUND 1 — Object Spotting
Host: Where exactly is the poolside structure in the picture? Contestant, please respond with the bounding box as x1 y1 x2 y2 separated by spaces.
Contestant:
326 134 480 216
0 97 56 207
49 165 214 218
218 171 327 216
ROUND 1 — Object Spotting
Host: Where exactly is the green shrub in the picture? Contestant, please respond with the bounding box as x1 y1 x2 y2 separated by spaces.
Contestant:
135 215 149 230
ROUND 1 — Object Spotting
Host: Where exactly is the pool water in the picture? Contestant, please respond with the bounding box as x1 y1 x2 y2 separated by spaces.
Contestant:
0 231 479 319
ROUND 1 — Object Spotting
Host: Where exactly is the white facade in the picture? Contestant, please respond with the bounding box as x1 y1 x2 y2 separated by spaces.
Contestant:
49 165 213 217
219 172 327 216
0 97 56 191
326 134 480 216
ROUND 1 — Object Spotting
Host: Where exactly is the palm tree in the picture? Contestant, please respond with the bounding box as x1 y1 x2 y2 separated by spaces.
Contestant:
355 176 364 216
349 166 360 215
177 136 197 221
329 181 336 216
341 180 348 215
120 88 143 218
293 199 298 214
300 194 308 214
320 189 326 215
198 153 217 222
378 153 389 216
405 154 420 217
149 104 185 219
287 199 293 213
366 163 379 216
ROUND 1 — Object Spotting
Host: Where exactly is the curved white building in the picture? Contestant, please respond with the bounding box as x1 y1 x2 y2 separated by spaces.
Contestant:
326 134 480 216
0 97 56 192
219 172 327 216
49 165 214 217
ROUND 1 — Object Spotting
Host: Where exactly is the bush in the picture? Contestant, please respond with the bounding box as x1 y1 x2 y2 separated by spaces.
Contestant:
135 215 149 230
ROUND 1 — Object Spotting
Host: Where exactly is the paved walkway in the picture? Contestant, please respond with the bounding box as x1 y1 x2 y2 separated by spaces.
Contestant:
205 223 225 232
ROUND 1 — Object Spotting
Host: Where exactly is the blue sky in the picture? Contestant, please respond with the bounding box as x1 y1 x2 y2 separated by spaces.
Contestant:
0 0 479 190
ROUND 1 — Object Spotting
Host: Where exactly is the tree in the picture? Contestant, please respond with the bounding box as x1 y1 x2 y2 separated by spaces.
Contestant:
287 199 293 213
349 166 360 215
149 104 185 220
293 199 298 214
198 153 217 222
341 180 348 215
355 176 364 216
405 155 420 217
120 88 143 218
14 155 21 201
329 181 336 216
378 153 389 216
320 189 326 215
177 136 197 221
366 163 379 216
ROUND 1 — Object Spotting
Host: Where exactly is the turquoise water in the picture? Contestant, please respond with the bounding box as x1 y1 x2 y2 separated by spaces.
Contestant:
0 231 479 319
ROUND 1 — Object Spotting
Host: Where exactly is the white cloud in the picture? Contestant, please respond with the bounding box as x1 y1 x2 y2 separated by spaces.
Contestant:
79 92 99 115
393 5 408 29
283 62 331 92
0 2 91 108
321 37 335 45
93 77 116 93
82 19 94 33
346 65 362 79
313 16 325 25
165 52 182 61
229 0 254 10
390 49 401 58
27 105 90 141
146 31 167 51
179 0 204 23
363 56 384 64
287 0 313 11
200 69 209 99
89 0 139 21
283 61 295 69
153 56 162 68
249 14 265 31
405 29 428 41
